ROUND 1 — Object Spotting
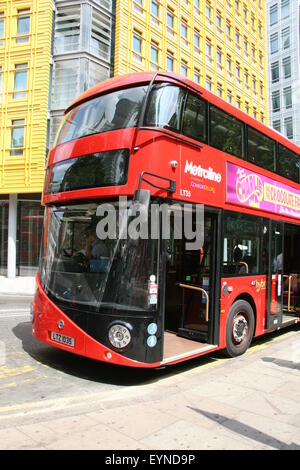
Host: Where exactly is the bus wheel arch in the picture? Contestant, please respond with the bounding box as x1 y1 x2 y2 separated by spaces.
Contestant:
225 296 256 358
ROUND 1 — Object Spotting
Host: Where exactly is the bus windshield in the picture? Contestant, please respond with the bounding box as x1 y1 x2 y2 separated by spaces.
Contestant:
39 201 159 313
55 85 147 146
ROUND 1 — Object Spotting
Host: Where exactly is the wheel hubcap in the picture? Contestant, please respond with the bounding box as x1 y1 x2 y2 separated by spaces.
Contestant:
232 314 248 344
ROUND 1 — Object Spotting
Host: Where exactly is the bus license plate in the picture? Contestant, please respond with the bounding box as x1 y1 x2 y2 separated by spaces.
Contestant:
50 331 75 347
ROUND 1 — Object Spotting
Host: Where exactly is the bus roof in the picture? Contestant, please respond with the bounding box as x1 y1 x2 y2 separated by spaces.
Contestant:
66 72 300 157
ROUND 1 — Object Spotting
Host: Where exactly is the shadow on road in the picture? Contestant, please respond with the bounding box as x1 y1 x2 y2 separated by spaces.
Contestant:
12 321 300 387
262 357 300 371
187 407 300 450
12 321 221 386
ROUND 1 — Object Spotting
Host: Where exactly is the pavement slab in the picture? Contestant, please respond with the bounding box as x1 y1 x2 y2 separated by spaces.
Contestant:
0 295 299 450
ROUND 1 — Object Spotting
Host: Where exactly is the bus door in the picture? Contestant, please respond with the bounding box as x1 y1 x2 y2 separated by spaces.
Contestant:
266 221 283 329
282 223 300 319
164 206 219 344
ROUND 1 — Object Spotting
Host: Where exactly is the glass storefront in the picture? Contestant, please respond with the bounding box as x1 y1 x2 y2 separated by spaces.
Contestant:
0 201 8 276
17 201 44 276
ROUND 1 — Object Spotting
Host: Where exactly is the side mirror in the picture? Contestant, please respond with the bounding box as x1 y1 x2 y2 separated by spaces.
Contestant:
133 189 150 209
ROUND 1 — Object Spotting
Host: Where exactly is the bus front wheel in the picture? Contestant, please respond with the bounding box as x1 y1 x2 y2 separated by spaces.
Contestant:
225 300 255 357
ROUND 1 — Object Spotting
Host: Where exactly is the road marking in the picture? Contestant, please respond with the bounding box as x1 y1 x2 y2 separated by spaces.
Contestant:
0 365 34 379
0 382 16 390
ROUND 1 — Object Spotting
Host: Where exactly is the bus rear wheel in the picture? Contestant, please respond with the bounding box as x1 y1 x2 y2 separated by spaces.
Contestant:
225 300 255 357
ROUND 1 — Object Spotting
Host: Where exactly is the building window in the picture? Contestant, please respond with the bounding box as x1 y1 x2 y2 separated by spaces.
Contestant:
244 38 248 55
235 30 240 47
236 63 240 80
226 56 231 73
252 77 256 94
91 8 111 60
150 42 159 70
272 90 280 112
167 8 174 35
16 9 30 43
166 51 174 71
226 22 231 39
10 119 25 156
260 81 263 97
194 29 200 54
281 27 290 49
181 19 188 46
134 0 143 14
244 70 248 86
258 21 262 37
133 31 142 62
194 0 200 15
206 39 211 59
216 47 222 66
236 97 241 109
0 12 4 46
251 45 256 61
281 0 290 19
284 116 293 139
13 63 28 99
216 11 222 29
151 0 159 25
194 69 200 83
227 91 232 104
235 1 239 11
217 85 222 97
270 4 278 25
206 3 211 20
52 59 80 109
282 56 291 78
206 77 211 91
181 61 188 77
55 5 80 53
270 33 279 54
283 86 292 109
271 61 279 83
245 102 249 114
273 120 281 132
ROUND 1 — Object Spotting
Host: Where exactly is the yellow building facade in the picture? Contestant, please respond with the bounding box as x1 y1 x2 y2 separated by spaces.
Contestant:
114 0 268 124
0 0 53 194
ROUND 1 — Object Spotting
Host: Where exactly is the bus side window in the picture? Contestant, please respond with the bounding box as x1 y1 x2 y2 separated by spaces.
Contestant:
277 144 300 184
247 127 276 173
182 92 207 143
209 105 245 159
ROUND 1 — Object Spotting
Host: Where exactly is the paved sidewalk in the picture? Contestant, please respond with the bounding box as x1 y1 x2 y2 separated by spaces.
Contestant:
0 323 299 450
0 276 35 296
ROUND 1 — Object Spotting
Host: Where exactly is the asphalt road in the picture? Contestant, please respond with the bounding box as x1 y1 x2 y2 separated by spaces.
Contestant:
0 294 299 450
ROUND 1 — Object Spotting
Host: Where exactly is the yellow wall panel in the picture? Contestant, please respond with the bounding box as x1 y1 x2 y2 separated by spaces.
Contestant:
0 0 52 194
114 0 268 124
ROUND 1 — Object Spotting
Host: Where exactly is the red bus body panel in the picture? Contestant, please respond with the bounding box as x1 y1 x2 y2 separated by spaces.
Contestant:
35 72 300 367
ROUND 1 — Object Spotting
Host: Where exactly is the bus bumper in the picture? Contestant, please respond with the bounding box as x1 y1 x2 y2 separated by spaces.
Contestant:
32 274 161 368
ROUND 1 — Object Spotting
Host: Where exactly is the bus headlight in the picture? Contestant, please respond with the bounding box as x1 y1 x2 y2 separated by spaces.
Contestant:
108 324 131 349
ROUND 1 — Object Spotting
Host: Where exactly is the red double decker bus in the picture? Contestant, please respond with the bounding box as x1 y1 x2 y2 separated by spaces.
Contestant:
32 72 300 367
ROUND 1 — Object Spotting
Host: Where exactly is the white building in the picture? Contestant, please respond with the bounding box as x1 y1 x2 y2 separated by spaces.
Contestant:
267 0 300 146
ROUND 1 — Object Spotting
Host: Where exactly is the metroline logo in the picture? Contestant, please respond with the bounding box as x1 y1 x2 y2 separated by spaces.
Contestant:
184 160 222 183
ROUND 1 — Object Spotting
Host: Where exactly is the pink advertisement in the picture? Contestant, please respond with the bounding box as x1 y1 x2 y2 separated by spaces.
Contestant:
226 162 300 219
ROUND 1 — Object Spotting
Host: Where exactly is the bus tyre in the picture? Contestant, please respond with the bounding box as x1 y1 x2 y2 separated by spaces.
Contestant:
225 300 255 358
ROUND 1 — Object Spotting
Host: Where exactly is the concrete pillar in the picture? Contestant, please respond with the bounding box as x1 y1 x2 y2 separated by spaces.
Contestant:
7 194 17 279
